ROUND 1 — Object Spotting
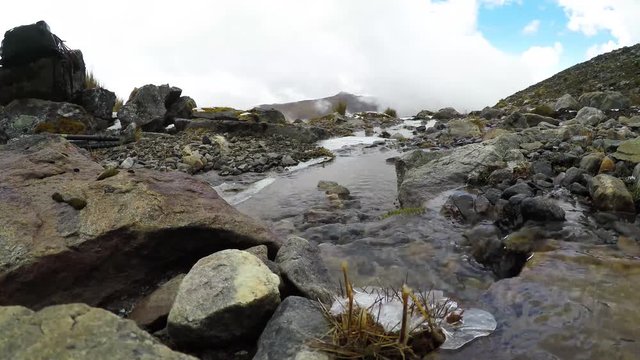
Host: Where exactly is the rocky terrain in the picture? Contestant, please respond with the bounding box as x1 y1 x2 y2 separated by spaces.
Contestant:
258 91 378 120
1 20 640 360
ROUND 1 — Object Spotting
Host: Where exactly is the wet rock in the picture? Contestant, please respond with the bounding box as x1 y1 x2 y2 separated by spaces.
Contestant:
317 180 350 200
612 137 640 163
579 152 605 175
464 223 527 278
304 209 345 224
167 249 280 347
589 174 635 213
0 303 195 360
531 160 554 177
254 296 330 360
281 154 298 166
0 136 279 309
568 182 589 196
129 274 185 331
432 107 461 120
502 182 534 199
0 98 97 140
520 197 565 222
561 167 588 187
276 236 335 304
76 87 116 120
554 93 579 112
442 191 480 223
574 107 606 126
117 84 182 128
578 91 631 111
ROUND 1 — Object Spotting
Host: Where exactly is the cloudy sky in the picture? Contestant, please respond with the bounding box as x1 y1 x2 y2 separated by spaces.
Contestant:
1 0 638 115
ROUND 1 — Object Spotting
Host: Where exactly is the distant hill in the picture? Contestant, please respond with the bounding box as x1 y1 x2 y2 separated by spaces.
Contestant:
497 44 640 108
258 91 378 120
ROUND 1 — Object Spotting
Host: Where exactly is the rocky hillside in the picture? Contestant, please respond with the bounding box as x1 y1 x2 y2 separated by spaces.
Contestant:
497 43 640 108
258 91 378 120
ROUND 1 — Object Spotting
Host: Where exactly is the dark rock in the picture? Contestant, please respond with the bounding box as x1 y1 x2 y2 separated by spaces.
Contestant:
254 297 329 360
480 106 504 120
166 96 196 120
275 236 335 304
415 109 434 119
76 87 116 120
442 191 479 223
520 197 566 222
532 160 554 177
523 113 559 127
561 167 588 187
117 84 182 128
555 93 579 112
568 182 589 196
432 107 461 121
248 107 287 124
483 188 503 204
0 136 279 309
0 98 97 140
579 153 605 175
502 112 528 129
502 182 534 199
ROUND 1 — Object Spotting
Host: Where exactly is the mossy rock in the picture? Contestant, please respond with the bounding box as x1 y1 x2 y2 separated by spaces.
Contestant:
34 117 86 135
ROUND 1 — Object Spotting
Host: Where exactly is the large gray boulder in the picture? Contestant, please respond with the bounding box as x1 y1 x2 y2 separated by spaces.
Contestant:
398 134 524 207
578 91 631 111
166 96 196 120
432 107 462 121
117 84 182 128
588 174 635 213
128 274 186 331
254 296 330 360
554 94 579 112
574 107 606 126
76 87 116 120
0 136 280 309
612 137 640 163
276 236 335 304
0 98 97 141
447 118 482 138
0 303 195 360
167 249 281 347
247 107 287 124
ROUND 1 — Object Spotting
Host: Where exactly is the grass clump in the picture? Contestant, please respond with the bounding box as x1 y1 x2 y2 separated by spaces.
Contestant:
305 146 336 159
334 101 347 115
84 70 102 89
384 107 398 118
313 263 448 359
381 207 425 219
201 106 238 113
113 97 124 112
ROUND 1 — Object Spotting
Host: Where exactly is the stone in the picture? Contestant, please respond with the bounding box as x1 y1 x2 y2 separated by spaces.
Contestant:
574 107 606 126
432 107 461 120
479 106 504 120
531 160 554 177
442 191 480 223
488 168 512 185
589 174 635 213
579 153 605 175
612 137 640 163
276 236 335 304
248 107 287 124
0 98 97 140
129 274 186 331
76 87 116 120
502 182 534 199
414 109 433 119
520 197 565 222
119 157 135 169
0 303 195 360
520 141 543 151
578 91 631 111
317 180 350 200
0 136 279 309
447 118 482 138
167 249 280 346
523 113 559 127
561 167 588 187
598 156 616 174
117 84 182 128
502 112 529 129
166 96 196 120
281 154 298 166
254 296 330 360
554 93 579 112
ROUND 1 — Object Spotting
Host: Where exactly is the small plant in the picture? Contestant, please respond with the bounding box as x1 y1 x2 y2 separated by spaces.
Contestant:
305 146 336 159
313 263 448 359
381 207 425 219
334 101 347 116
469 117 486 132
113 97 124 113
84 70 102 89
384 107 398 118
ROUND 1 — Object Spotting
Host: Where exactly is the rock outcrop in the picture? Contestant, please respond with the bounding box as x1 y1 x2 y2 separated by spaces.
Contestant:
0 135 279 309
117 84 183 130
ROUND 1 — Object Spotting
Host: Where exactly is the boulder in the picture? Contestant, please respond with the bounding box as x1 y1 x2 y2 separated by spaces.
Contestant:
117 84 182 128
414 109 434 119
502 112 529 129
317 180 350 200
579 153 605 175
76 87 116 120
0 303 195 360
398 134 523 207
523 113 559 127
254 297 330 360
166 96 196 120
479 106 504 120
247 107 287 124
167 249 280 347
128 274 186 331
502 182 534 199
520 197 565 222
554 93 579 112
275 236 335 303
578 91 631 111
588 174 635 213
432 107 461 121
447 118 482 139
574 107 606 126
0 98 97 140
0 136 279 309
612 137 640 163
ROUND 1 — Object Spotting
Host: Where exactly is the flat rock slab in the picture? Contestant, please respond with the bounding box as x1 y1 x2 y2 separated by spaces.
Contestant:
0 135 279 309
0 303 195 360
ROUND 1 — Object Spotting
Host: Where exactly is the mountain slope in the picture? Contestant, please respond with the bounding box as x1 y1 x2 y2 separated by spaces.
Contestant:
258 92 378 120
497 44 640 108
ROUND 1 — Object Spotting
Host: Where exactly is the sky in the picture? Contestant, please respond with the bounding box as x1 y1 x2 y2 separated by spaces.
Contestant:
0 0 638 115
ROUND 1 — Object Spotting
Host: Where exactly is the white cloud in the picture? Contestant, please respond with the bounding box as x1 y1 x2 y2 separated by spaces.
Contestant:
557 0 640 58
0 0 565 115
481 0 522 8
522 20 541 35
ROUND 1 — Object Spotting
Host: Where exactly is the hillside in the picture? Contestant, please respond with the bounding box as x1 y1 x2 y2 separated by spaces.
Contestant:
497 43 640 108
258 91 378 120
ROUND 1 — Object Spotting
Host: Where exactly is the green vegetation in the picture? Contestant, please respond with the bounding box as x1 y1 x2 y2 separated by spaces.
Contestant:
381 207 425 219
384 107 398 118
113 97 124 113
84 70 102 89
304 146 336 159
34 118 86 135
334 101 347 115
313 263 446 359
200 106 237 113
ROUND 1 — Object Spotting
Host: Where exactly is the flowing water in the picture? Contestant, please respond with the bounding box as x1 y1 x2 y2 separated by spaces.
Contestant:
200 120 640 358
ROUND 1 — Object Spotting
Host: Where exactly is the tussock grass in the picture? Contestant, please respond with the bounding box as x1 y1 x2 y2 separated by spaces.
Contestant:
384 107 398 118
84 70 102 89
334 101 347 116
